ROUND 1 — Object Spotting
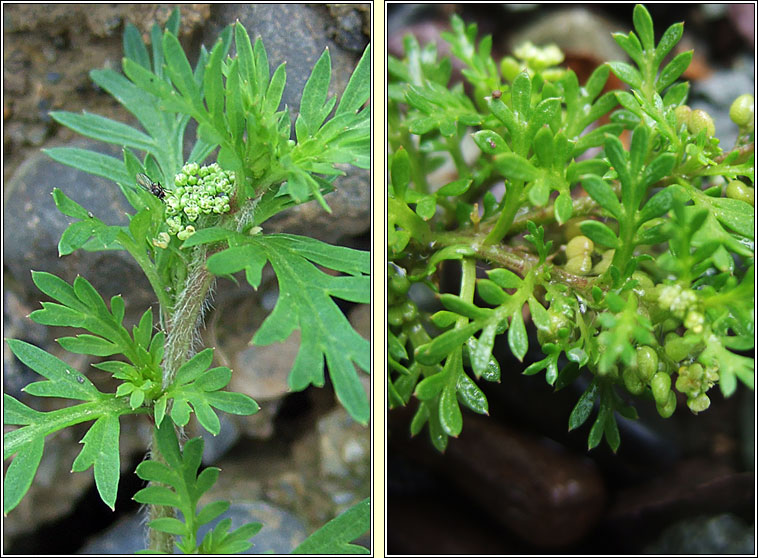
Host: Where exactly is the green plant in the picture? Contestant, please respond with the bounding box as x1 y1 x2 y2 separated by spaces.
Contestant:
4 9 370 554
388 4 753 452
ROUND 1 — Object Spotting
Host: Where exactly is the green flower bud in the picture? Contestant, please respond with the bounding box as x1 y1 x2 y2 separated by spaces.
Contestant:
675 366 698 395
687 393 710 414
688 108 716 137
729 94 754 127
684 310 705 334
725 180 754 206
500 56 521 82
566 235 594 259
656 390 676 418
651 371 671 405
636 346 658 383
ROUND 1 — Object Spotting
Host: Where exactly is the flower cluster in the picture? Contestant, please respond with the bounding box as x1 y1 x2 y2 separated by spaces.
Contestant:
675 362 719 413
162 163 234 242
657 283 705 334
501 41 565 80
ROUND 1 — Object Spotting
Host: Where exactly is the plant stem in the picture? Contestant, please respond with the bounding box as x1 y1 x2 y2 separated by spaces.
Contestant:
483 180 524 245
148 246 215 551
163 247 215 388
147 426 176 554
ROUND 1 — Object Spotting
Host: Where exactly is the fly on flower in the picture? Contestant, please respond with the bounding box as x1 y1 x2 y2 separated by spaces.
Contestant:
136 173 166 200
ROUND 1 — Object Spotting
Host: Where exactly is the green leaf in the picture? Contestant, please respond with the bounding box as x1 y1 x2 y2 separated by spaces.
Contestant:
298 48 332 139
580 220 619 248
554 193 574 225
607 61 642 89
163 31 201 105
654 22 684 67
633 4 655 51
50 111 156 153
512 71 532 118
638 188 673 224
3 437 44 515
487 268 522 289
494 153 539 182
415 322 480 365
8 339 98 401
508 309 528 362
656 51 693 92
337 44 370 116
569 380 599 431
70 414 121 510
44 147 131 187
456 372 489 415
415 372 446 401
440 382 463 437
213 235 370 424
582 175 622 220
293 497 370 554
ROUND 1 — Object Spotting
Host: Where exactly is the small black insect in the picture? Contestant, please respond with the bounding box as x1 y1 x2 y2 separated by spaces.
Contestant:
136 173 166 200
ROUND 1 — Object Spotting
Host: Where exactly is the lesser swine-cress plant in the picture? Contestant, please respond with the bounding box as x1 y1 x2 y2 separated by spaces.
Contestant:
4 10 370 554
388 4 753 453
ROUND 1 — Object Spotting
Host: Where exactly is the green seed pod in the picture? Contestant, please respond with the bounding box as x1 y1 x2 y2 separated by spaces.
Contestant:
651 371 671 406
566 235 594 259
687 393 710 414
565 254 592 276
688 108 716 137
623 367 645 395
656 390 676 418
592 249 615 275
674 105 692 128
389 272 411 297
399 300 418 322
729 94 754 127
726 180 755 206
636 346 658 383
388 306 405 327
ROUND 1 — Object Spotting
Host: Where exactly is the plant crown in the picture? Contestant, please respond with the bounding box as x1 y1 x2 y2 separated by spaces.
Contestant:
4 9 370 554
388 4 754 452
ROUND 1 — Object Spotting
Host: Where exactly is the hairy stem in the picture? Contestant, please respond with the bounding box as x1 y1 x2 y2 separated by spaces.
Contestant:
148 246 215 551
